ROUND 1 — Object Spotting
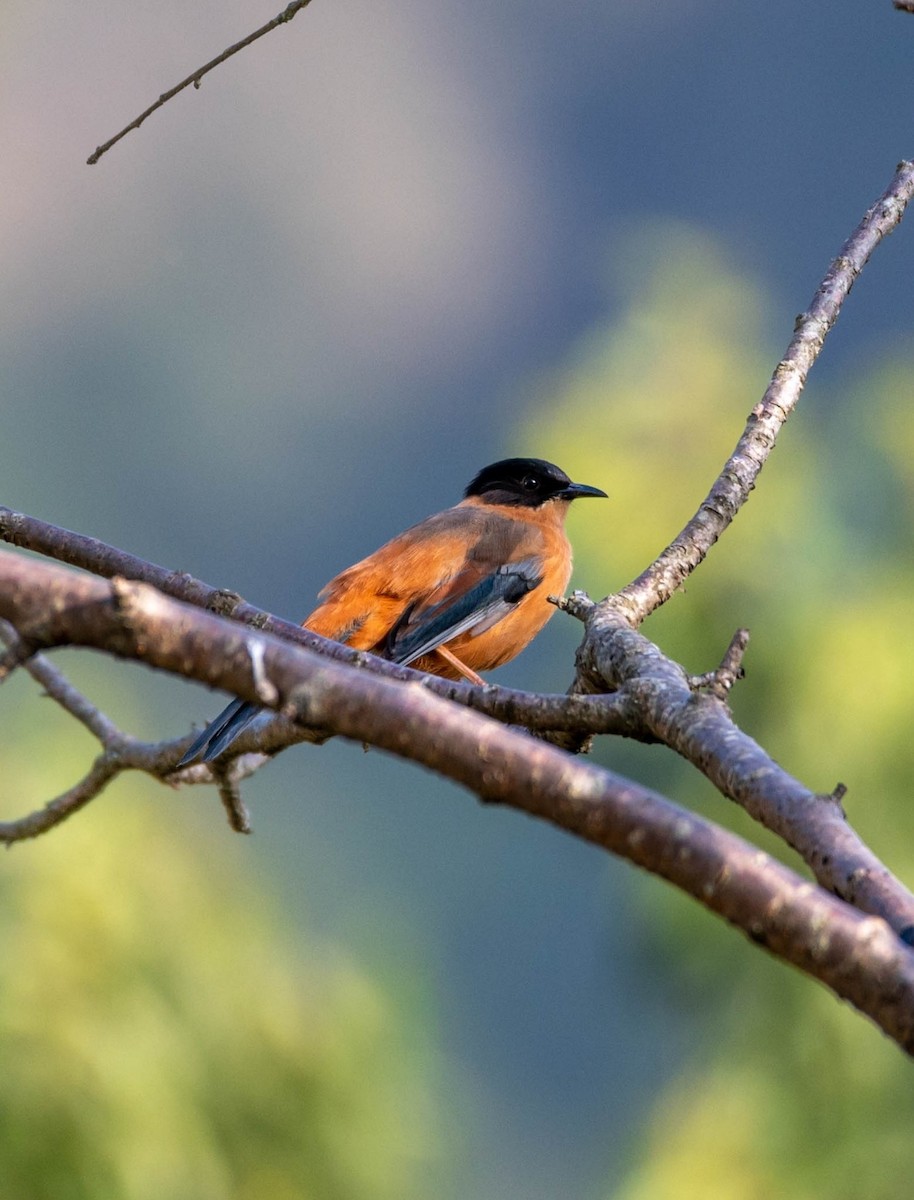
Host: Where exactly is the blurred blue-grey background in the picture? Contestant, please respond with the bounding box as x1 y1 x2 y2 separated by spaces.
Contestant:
3 3 914 1197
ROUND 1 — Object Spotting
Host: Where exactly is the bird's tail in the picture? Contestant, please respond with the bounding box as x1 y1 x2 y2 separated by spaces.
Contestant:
176 697 263 767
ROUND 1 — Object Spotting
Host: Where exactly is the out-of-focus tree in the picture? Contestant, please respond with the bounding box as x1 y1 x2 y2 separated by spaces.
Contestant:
0 712 448 1200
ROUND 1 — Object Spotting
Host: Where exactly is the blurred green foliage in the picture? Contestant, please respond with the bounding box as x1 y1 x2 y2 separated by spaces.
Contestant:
0 716 448 1200
529 224 914 1198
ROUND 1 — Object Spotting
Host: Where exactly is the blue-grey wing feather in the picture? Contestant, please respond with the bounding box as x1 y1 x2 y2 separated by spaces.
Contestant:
388 555 543 666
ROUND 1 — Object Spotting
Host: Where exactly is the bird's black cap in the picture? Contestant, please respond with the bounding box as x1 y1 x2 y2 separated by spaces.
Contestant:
464 458 607 508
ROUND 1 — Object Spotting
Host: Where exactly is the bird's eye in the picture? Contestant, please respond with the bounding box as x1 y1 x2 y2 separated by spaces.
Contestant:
521 474 539 490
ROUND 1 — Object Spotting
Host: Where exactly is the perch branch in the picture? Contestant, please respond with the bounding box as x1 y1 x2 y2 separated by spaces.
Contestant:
0 509 635 739
2 553 914 1052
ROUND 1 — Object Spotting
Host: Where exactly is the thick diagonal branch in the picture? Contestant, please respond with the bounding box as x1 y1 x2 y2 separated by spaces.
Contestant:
3 552 914 1051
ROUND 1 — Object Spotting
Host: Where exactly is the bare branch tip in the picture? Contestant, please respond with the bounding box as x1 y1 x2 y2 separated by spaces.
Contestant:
216 776 252 834
724 626 751 667
550 590 594 621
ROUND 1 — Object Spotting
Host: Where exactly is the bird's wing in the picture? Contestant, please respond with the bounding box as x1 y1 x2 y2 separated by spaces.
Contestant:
384 555 543 666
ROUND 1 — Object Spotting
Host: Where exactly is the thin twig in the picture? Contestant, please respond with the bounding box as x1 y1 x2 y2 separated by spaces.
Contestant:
0 754 120 843
87 0 314 165
0 619 121 744
615 160 914 623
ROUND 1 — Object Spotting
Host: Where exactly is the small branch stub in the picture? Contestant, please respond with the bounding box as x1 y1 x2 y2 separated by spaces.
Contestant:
689 628 750 700
549 590 595 621
216 774 252 834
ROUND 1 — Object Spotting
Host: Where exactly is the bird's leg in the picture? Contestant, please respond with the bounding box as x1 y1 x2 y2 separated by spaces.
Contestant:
434 645 486 686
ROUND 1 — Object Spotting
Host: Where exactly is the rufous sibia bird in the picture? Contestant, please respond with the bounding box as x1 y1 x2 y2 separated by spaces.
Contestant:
178 457 606 765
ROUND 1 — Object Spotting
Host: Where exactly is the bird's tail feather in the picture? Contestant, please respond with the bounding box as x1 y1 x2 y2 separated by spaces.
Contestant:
176 697 262 767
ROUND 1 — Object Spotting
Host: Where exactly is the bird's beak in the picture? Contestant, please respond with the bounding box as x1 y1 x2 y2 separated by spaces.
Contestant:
558 481 608 501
